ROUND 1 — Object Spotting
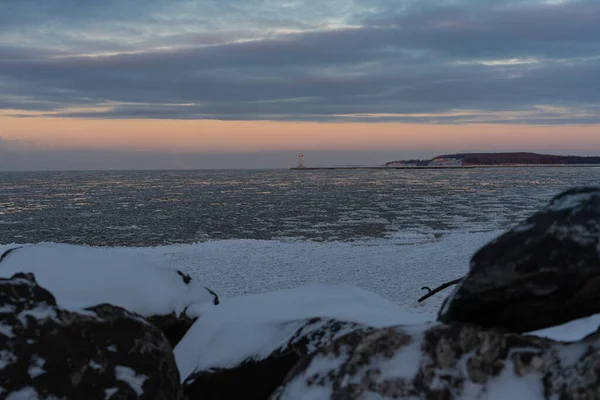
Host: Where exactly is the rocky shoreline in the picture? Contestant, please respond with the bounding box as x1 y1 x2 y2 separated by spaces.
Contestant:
2 187 600 399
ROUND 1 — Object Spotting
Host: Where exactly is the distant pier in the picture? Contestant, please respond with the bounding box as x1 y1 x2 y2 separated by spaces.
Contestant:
291 166 473 170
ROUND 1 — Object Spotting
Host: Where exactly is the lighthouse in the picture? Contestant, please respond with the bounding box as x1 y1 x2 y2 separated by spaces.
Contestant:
298 153 305 168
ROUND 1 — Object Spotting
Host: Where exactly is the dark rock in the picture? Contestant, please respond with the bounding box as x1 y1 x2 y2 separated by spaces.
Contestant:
146 312 196 348
273 323 600 399
203 286 220 305
144 271 218 347
183 353 299 400
175 270 219 305
182 317 370 400
439 186 600 332
176 270 192 284
0 273 182 399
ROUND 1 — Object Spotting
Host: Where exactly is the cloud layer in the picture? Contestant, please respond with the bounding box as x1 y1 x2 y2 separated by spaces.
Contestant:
0 0 599 123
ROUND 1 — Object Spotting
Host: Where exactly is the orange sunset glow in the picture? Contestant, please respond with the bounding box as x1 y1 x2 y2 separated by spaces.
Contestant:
3 115 600 155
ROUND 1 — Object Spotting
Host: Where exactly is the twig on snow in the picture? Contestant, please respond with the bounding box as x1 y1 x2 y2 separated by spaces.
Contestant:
418 278 463 303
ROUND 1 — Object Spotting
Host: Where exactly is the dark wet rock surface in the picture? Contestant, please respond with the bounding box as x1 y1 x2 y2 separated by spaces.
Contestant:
439 187 600 333
0 273 182 399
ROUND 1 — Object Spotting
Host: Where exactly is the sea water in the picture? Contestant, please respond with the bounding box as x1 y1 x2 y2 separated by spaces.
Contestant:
1 167 598 315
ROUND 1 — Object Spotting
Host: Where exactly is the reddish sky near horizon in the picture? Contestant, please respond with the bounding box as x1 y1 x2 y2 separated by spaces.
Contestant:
2 115 600 155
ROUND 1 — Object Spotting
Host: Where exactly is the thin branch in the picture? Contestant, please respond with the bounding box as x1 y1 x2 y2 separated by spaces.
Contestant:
418 278 463 303
0 246 22 263
204 286 220 305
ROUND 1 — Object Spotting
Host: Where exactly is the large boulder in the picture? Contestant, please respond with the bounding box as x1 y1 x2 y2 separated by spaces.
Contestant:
0 273 182 399
175 284 428 399
182 318 370 400
439 187 600 333
273 322 600 399
0 243 219 346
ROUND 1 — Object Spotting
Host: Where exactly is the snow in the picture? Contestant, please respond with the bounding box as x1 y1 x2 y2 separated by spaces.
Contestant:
377 332 424 380
0 243 216 317
546 189 599 212
27 356 45 379
528 314 600 341
0 305 16 313
117 230 501 317
104 388 118 399
5 387 38 400
0 323 14 338
2 228 600 395
17 306 57 326
482 364 544 400
0 349 16 369
89 360 102 370
115 366 147 396
175 283 430 380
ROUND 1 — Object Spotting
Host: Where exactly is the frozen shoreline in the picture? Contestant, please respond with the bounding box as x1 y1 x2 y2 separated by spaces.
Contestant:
1 229 502 318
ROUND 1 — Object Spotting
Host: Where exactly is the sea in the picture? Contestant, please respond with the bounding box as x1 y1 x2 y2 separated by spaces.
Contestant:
1 167 599 315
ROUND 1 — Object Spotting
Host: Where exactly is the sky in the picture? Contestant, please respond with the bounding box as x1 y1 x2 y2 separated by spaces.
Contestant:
0 0 599 169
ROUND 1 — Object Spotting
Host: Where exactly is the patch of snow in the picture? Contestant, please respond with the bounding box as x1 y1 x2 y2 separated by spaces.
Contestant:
122 231 499 318
115 366 147 396
377 332 424 380
0 243 216 317
89 360 102 370
17 306 57 326
27 356 46 378
528 314 600 341
5 387 39 400
546 190 599 212
512 222 535 233
106 345 117 352
0 305 16 313
0 350 16 369
484 362 544 400
276 382 333 400
175 283 429 380
546 222 596 245
0 323 14 338
277 355 345 399
556 344 588 367
104 387 118 400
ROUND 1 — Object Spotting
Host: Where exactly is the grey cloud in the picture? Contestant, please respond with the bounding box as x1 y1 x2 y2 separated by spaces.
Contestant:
0 0 599 123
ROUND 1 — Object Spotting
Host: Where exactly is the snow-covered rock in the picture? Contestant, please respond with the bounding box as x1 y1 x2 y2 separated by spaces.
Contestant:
0 273 182 399
0 243 219 346
439 186 600 333
175 284 429 399
182 318 372 400
529 313 600 342
175 283 429 380
273 323 600 400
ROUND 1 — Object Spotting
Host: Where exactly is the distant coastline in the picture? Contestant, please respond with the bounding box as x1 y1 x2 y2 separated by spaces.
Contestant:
291 152 600 170
385 152 600 167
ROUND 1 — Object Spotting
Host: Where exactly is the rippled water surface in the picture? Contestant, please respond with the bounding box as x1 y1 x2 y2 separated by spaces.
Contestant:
1 168 599 246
